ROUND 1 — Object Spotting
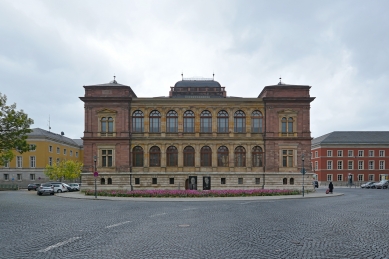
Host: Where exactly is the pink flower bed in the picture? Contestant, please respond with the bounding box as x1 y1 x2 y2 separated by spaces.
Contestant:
84 189 300 198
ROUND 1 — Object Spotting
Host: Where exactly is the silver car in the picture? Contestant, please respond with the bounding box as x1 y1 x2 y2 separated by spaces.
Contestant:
373 180 389 189
37 184 54 196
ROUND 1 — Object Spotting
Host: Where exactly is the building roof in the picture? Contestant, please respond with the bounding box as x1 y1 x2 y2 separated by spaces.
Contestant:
312 131 389 145
174 79 221 88
28 128 83 148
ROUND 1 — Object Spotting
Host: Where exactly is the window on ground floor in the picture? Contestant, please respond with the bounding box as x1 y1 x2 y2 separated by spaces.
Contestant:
169 178 174 184
337 174 343 181
327 174 333 181
135 178 140 185
290 178 294 185
255 178 260 184
358 174 364 181
108 178 112 185
221 178 226 184
30 174 35 181
368 174 374 181
152 178 157 184
238 178 243 184
4 174 9 180
17 174 22 181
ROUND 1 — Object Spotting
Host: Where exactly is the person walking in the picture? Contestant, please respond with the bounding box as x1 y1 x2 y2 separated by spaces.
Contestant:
328 181 334 194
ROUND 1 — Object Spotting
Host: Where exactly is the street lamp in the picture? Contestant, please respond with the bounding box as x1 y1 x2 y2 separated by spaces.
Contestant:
93 155 97 198
302 153 305 197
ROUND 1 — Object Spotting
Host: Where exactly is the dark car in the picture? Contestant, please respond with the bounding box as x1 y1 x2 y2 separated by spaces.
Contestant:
312 181 319 188
27 183 41 191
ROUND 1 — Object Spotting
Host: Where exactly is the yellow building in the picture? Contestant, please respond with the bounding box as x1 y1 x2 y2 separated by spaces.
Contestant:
0 128 83 188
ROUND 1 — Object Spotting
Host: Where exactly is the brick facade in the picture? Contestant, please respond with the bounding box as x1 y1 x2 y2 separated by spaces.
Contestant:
80 79 315 190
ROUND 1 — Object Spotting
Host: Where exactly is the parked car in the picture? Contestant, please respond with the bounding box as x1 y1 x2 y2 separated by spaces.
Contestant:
37 183 54 196
361 182 374 188
63 183 74 192
27 183 41 191
68 183 80 191
364 182 376 189
49 182 68 193
373 180 389 189
312 181 319 188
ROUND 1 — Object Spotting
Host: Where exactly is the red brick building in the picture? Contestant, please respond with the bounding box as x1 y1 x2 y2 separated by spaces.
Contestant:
311 132 389 186
80 77 315 190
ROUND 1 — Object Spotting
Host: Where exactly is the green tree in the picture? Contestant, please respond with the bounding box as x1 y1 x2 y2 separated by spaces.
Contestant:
44 160 83 181
0 93 34 166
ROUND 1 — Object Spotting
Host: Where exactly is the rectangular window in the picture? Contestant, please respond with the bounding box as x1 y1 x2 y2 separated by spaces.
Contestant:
221 178 226 184
368 161 374 170
169 178 174 184
337 174 343 181
135 178 140 185
337 161 343 170
327 150 332 157
56 158 60 165
76 152 79 157
4 161 9 168
348 150 353 157
4 174 9 180
315 151 318 158
57 147 60 154
238 178 243 184
64 149 67 155
327 161 333 170
368 174 374 181
70 150 73 156
327 174 332 181
358 174 363 181
369 150 374 157
315 161 318 170
48 157 52 166
49 145 53 152
358 150 363 157
255 178 260 184
282 150 293 167
348 161 353 170
30 156 36 168
379 161 384 170
17 174 22 181
379 150 384 157
337 150 343 157
29 144 36 151
358 161 364 170
152 178 157 184
30 174 35 181
102 150 113 167
17 156 22 168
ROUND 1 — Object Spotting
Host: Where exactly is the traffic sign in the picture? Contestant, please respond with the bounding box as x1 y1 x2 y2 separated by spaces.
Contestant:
94 172 98 177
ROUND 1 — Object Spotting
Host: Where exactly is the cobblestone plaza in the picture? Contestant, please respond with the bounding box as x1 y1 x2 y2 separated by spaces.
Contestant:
1 188 388 259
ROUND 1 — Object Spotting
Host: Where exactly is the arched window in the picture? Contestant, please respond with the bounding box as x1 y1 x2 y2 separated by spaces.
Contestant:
149 146 161 167
234 146 246 167
200 146 212 166
217 146 229 167
101 117 114 134
101 178 105 185
108 178 112 185
183 146 195 166
166 146 178 166
252 146 263 167
217 110 229 133
281 117 287 133
132 110 144 133
132 146 144 167
281 117 294 134
283 178 287 185
290 178 294 185
200 110 212 133
183 110 195 133
149 110 161 133
251 110 263 133
166 110 178 133
234 110 246 133
288 117 294 133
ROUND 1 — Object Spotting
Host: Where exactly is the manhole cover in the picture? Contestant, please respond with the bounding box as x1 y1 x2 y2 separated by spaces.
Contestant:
178 224 190 227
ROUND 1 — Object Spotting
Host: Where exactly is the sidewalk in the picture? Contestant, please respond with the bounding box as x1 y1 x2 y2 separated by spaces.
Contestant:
56 189 343 202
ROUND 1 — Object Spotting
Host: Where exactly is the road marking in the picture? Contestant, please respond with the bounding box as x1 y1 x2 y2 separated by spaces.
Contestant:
105 221 132 229
183 208 197 211
239 201 275 204
38 237 81 252
149 213 166 218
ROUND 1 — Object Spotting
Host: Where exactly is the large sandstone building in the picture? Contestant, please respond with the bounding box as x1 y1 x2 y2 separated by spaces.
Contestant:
80 77 315 190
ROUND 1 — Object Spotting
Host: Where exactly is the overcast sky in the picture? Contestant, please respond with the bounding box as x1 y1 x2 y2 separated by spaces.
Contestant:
1 0 388 140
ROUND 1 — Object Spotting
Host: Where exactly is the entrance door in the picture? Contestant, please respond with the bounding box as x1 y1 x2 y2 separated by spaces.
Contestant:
185 179 189 190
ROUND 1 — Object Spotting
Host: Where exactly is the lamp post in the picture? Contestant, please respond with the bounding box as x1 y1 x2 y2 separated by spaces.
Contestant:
302 153 305 197
93 155 97 199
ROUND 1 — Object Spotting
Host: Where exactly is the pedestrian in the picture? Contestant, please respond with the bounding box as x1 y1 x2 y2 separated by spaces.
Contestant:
328 181 334 194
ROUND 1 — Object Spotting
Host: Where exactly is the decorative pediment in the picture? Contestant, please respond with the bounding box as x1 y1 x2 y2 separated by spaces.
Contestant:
278 109 297 114
96 108 117 115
